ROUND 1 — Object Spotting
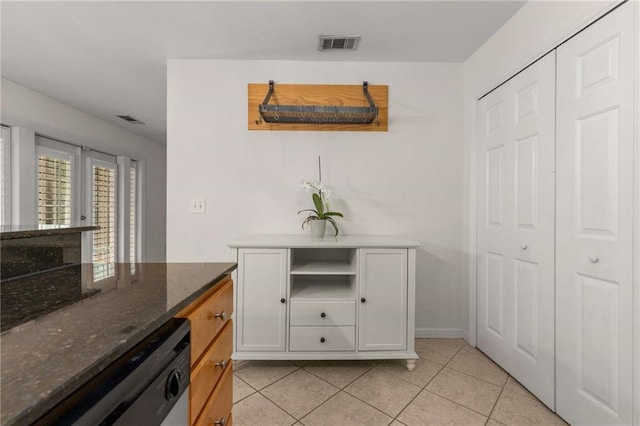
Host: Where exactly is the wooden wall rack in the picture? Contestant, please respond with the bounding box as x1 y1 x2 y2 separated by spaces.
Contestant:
248 81 388 131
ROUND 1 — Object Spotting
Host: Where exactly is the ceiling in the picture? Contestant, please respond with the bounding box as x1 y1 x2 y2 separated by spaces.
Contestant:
1 1 525 145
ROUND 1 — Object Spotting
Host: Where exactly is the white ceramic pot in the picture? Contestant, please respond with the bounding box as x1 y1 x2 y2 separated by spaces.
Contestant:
310 219 326 238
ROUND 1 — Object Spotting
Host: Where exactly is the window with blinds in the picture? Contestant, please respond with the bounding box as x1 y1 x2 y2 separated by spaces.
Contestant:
34 138 142 282
38 154 72 226
129 162 137 275
92 164 116 281
0 126 11 226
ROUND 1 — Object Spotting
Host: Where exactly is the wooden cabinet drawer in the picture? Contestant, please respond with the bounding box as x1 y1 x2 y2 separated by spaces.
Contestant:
190 321 233 424
177 276 233 365
195 365 233 426
290 300 355 326
289 326 355 351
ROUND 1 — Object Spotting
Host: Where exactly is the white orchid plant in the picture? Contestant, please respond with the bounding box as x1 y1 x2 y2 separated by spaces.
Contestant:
298 178 344 236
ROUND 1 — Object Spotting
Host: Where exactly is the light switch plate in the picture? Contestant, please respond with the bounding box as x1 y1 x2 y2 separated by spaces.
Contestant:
190 198 206 214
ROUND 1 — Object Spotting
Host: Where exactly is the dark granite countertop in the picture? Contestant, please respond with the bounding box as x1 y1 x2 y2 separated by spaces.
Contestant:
0 262 237 425
1 225 100 240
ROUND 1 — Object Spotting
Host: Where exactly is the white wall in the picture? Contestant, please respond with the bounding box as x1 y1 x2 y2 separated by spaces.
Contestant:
634 3 640 424
0 78 167 262
167 59 466 336
461 0 620 344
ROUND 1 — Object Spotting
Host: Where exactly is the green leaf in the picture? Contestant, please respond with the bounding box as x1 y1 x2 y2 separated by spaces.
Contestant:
324 211 344 218
326 217 339 236
312 193 324 215
298 209 318 215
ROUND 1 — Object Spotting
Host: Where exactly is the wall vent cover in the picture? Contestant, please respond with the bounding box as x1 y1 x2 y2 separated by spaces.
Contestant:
116 115 145 124
319 35 360 51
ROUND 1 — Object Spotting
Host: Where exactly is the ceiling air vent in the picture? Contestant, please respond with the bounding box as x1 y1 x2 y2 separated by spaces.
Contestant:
319 35 360 51
116 115 145 125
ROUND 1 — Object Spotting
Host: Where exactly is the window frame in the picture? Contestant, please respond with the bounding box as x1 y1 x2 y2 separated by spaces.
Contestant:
84 152 118 283
1 126 12 225
129 159 139 276
35 137 81 226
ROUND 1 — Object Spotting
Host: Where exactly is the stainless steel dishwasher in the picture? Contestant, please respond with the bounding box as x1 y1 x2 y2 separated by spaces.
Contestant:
35 318 190 426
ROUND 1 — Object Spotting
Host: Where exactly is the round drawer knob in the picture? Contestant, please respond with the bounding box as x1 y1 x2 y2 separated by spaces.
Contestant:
589 255 599 263
361 297 366 303
521 244 528 250
320 312 326 318
320 337 326 343
280 298 286 304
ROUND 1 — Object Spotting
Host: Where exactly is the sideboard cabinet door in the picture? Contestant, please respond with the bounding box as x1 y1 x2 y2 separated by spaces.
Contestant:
236 248 288 352
358 248 407 351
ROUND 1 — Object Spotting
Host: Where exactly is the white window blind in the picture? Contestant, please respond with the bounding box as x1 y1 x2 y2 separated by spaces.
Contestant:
129 161 137 274
38 152 73 226
0 126 11 226
92 162 117 281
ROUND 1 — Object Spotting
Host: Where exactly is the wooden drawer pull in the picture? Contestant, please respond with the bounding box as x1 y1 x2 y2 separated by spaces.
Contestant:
208 311 227 321
206 359 228 370
210 416 227 426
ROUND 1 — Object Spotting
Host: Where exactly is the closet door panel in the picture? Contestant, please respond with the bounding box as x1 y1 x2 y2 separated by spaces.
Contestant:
477 52 556 408
509 52 556 409
556 4 634 425
477 90 512 370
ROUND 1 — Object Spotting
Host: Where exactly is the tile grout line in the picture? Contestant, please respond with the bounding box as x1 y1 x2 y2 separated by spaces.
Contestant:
445 347 510 388
236 363 302 392
258 385 337 424
338 367 423 421
424 345 501 418
300 361 375 391
302 361 421 422
391 343 465 423
336 388 403 422
484 377 507 425
234 363 304 422
370 360 444 388
232 373 259 405
396 343 502 421
254 361 377 423
297 364 392 425
256 364 343 422
431 345 507 420
420 388 496 419
444 364 508 388
311 363 404 421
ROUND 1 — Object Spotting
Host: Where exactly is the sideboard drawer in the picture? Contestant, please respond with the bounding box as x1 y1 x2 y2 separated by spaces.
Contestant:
177 276 233 365
194 365 233 426
290 300 355 326
190 321 232 423
289 326 355 351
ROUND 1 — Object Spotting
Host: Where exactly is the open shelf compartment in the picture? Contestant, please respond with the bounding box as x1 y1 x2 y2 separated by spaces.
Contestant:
290 276 355 300
290 248 356 276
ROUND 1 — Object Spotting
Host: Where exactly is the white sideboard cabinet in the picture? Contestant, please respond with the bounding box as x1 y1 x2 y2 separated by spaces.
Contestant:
228 235 419 370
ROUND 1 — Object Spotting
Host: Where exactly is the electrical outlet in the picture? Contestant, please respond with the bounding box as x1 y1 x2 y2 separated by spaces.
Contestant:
190 199 206 214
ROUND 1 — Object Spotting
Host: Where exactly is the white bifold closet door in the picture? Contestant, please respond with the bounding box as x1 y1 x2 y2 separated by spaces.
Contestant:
556 3 634 425
477 52 556 409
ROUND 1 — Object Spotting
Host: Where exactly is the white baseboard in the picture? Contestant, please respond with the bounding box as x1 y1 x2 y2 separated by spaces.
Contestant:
415 328 465 338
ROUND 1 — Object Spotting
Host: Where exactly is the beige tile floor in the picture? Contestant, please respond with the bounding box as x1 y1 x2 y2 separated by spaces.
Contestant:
232 339 567 426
